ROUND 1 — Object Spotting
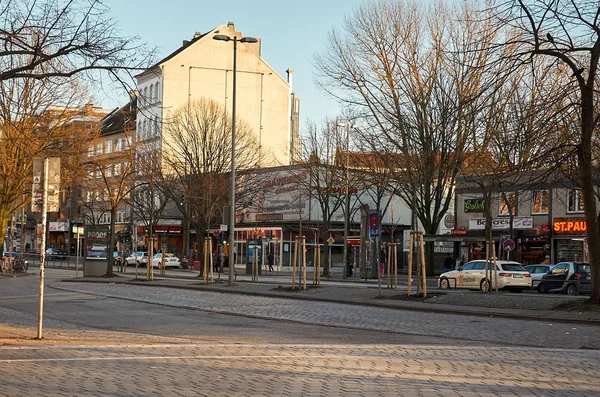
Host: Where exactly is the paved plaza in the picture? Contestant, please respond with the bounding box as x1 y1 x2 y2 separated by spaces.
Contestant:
1 343 599 396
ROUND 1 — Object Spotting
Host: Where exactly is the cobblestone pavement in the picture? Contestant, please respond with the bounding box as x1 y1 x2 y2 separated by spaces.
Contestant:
0 343 598 397
55 282 600 349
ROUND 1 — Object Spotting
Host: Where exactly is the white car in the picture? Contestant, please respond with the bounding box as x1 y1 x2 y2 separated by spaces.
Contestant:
438 260 531 292
152 253 180 268
126 251 149 266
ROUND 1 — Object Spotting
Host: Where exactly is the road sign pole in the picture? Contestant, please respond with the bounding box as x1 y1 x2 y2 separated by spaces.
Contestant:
37 158 49 340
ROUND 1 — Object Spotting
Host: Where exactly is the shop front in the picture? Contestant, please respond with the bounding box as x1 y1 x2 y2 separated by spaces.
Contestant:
552 217 588 263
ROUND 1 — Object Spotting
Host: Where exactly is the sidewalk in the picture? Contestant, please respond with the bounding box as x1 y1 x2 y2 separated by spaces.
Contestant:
59 269 600 326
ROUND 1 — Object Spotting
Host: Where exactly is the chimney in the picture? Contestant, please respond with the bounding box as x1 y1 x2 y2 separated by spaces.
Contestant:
83 103 93 115
193 32 201 39
227 22 235 29
183 40 190 46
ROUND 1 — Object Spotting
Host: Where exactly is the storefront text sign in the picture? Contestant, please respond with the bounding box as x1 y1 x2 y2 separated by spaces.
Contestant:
469 217 533 230
553 217 586 235
464 199 485 213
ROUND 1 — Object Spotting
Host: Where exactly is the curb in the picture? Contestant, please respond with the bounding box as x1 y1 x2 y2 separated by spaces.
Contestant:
59 277 600 327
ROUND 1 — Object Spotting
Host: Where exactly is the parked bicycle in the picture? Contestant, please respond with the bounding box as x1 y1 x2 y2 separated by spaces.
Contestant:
1 256 28 275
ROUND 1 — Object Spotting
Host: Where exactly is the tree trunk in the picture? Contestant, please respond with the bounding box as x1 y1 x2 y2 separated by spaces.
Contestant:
580 92 600 303
105 207 116 277
0 203 10 253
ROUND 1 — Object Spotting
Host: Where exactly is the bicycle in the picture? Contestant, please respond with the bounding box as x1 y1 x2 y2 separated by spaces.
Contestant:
1 257 28 275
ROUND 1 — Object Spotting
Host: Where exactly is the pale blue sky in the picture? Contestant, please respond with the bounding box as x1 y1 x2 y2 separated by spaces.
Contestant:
101 0 366 128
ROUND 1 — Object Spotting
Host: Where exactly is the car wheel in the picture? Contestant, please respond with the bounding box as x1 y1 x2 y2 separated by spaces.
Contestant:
566 284 578 296
439 278 450 289
538 282 549 293
480 279 490 293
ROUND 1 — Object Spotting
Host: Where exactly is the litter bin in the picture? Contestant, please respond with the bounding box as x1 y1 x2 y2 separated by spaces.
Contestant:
245 262 262 275
193 260 201 271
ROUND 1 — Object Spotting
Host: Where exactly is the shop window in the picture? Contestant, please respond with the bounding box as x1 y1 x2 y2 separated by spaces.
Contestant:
499 192 516 216
532 190 549 214
567 189 584 213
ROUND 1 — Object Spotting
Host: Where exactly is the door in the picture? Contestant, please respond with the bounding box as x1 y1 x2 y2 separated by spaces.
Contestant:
457 262 476 288
545 263 569 291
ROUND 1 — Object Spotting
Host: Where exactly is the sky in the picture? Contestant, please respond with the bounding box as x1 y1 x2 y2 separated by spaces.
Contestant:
101 0 366 129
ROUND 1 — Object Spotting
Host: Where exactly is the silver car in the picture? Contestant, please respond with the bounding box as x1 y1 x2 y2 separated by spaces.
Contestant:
523 264 554 289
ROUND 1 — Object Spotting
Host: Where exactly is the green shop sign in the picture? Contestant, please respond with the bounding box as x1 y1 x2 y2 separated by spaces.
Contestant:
464 199 485 213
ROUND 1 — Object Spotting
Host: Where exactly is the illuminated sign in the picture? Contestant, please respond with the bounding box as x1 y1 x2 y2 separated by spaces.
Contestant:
553 218 587 235
464 199 485 212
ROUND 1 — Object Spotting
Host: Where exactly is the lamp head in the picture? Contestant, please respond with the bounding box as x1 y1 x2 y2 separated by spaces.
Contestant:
213 34 231 42
240 37 258 43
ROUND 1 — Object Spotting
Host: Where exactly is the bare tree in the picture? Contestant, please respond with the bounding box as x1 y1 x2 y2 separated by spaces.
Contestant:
0 76 91 252
0 0 151 87
491 0 600 302
315 0 495 273
0 0 152 255
126 150 168 281
297 119 348 277
77 105 137 276
161 98 264 268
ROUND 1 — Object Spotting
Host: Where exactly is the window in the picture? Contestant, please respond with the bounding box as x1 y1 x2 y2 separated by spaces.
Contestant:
114 163 122 176
87 146 94 157
116 211 125 224
567 189 584 213
149 84 154 103
143 120 148 139
115 138 122 151
105 140 112 154
155 82 160 101
460 262 476 271
105 164 112 177
86 191 93 202
154 116 159 135
499 192 516 216
143 87 148 104
532 190 549 214
96 143 103 155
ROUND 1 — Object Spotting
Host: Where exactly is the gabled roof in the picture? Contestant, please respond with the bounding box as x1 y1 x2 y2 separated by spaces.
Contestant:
101 97 137 136
134 25 222 79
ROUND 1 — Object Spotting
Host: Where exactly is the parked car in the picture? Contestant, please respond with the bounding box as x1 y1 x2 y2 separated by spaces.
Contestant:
537 262 591 295
524 264 555 289
152 253 180 268
126 251 149 266
438 260 531 292
46 247 67 260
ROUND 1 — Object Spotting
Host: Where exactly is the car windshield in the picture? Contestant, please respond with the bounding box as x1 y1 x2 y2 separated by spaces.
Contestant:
501 264 526 271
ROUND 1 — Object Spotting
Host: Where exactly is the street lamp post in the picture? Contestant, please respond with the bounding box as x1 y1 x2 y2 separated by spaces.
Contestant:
338 123 351 278
213 33 258 286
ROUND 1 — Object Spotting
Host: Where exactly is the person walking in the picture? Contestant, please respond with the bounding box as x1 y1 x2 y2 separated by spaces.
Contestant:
443 253 453 273
267 251 274 272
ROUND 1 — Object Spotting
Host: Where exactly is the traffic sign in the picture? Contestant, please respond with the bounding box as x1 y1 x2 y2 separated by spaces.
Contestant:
368 212 380 237
502 239 515 252
212 229 221 237
327 237 335 244
220 224 228 231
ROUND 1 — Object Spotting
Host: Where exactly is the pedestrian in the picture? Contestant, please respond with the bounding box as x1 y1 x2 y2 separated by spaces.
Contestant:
268 251 274 272
443 253 453 272
541 255 550 264
455 257 462 270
